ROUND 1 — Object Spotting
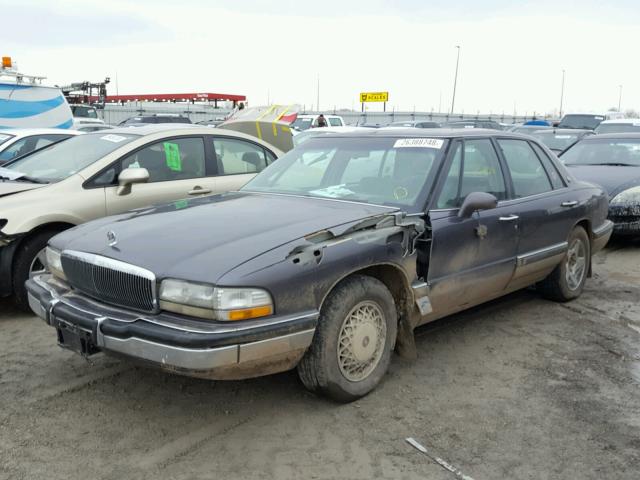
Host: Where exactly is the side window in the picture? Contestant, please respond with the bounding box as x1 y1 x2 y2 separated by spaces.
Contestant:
120 137 206 183
436 139 506 208
0 138 30 161
436 142 462 208
328 117 343 126
531 143 565 189
214 138 271 175
498 139 553 198
265 149 277 165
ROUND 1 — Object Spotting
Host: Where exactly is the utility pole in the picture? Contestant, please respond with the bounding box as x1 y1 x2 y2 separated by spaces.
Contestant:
559 69 565 117
618 84 623 111
438 91 442 113
316 73 320 112
450 45 461 114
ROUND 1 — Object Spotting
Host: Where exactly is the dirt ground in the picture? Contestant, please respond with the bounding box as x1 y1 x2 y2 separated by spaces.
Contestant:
1 240 639 480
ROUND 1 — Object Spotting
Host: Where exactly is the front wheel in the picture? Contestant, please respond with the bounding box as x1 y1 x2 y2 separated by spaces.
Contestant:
297 275 397 403
12 229 63 311
537 226 591 302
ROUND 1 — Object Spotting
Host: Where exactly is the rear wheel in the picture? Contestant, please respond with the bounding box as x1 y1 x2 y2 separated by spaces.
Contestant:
538 226 590 302
297 275 397 402
12 229 63 311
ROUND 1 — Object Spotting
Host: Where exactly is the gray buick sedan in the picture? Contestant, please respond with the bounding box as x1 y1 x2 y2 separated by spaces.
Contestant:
27 129 613 402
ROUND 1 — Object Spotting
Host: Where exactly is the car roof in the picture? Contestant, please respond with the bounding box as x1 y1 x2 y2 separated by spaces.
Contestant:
0 128 83 137
598 118 640 124
316 128 526 139
105 124 208 135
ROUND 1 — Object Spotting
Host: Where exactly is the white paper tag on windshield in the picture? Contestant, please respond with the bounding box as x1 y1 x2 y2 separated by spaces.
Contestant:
555 135 572 139
101 134 128 143
394 138 444 149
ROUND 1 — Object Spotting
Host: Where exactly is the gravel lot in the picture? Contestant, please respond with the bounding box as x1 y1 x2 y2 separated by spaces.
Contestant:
1 240 639 480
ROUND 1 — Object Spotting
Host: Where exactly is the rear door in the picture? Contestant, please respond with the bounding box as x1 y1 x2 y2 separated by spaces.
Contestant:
212 136 277 193
495 138 576 287
427 138 519 314
103 136 217 215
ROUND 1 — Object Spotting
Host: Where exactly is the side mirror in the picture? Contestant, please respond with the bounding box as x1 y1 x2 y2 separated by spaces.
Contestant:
116 167 149 195
458 192 498 218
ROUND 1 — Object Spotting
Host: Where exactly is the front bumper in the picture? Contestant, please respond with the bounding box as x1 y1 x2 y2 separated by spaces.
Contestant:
26 275 318 380
609 205 640 236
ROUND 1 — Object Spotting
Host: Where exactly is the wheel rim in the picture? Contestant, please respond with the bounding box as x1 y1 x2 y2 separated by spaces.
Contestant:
565 238 587 291
337 301 387 382
29 248 48 278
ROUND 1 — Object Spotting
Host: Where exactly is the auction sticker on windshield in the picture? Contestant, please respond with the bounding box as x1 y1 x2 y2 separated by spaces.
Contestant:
101 134 128 143
394 138 444 149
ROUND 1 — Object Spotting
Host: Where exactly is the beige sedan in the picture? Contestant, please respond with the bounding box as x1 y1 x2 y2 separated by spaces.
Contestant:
0 125 283 309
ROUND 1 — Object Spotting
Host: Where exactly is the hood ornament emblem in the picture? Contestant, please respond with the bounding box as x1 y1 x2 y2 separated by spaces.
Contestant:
107 230 118 247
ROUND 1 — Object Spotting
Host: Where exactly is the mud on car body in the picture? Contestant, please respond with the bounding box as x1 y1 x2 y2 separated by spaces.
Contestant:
28 129 612 402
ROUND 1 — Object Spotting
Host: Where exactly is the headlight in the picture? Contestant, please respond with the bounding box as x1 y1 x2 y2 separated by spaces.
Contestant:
46 247 66 280
159 279 273 321
611 186 640 206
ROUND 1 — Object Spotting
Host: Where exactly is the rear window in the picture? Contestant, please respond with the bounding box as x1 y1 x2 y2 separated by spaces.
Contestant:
558 114 604 130
594 123 640 134
532 132 581 151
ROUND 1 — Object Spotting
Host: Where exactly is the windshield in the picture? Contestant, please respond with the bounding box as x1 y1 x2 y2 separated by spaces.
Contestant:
0 133 15 147
594 123 640 134
533 132 581 151
291 118 313 131
72 106 98 119
4 133 140 182
558 114 604 130
562 139 640 166
242 136 447 210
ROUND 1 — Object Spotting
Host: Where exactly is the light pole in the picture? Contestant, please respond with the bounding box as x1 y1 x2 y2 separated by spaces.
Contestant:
618 84 623 112
559 69 565 117
316 73 320 112
450 45 461 115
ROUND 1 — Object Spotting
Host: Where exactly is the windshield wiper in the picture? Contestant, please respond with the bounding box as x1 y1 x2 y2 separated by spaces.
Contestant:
589 162 638 167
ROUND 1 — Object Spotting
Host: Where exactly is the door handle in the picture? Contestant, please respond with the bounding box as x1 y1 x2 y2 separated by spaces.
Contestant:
561 201 578 207
499 214 519 221
188 187 212 195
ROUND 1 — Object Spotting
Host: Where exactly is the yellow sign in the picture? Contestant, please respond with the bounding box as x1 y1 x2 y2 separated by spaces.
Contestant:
360 91 389 103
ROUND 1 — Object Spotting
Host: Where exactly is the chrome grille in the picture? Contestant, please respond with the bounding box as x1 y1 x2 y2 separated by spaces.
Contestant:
61 250 157 312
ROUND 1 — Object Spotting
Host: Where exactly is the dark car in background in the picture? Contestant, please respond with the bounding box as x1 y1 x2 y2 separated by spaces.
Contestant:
27 129 612 402
560 133 640 235
387 121 441 128
532 128 594 154
443 119 503 130
119 114 192 126
558 113 624 130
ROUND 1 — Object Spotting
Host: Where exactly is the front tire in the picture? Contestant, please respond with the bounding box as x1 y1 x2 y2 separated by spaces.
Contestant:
12 229 62 311
538 226 590 302
297 275 397 402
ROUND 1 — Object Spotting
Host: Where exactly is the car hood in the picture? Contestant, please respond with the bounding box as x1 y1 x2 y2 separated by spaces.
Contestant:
0 181 46 198
565 164 640 198
52 192 397 283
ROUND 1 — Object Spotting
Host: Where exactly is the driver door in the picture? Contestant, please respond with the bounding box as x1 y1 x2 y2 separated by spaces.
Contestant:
427 139 519 316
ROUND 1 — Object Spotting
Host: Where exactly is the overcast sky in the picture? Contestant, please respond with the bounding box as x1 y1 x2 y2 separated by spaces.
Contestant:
3 0 638 115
